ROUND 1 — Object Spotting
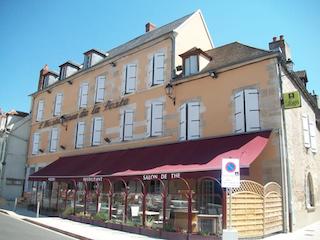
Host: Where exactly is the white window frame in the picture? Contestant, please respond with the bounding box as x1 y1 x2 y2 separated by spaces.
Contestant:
124 64 137 94
49 128 59 152
146 102 163 137
92 117 102 146
184 55 198 76
32 132 40 155
36 100 44 122
75 122 85 149
179 102 200 141
149 52 165 86
78 83 89 109
120 109 134 141
95 76 105 103
54 93 63 116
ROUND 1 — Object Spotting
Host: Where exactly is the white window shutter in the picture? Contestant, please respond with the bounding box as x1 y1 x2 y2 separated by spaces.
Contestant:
76 122 85 148
146 105 151 137
185 57 190 76
80 83 89 108
179 104 187 141
187 102 200 140
50 128 58 152
125 64 136 94
119 112 124 141
92 118 102 146
78 85 82 108
190 55 198 74
148 56 154 87
151 102 163 136
244 89 260 132
124 110 134 140
302 114 310 148
36 100 44 121
309 119 317 153
95 76 105 103
54 93 63 116
234 91 245 133
154 53 165 85
32 133 40 154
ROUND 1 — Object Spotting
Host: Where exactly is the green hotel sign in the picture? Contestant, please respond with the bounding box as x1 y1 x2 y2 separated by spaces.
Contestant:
283 91 301 109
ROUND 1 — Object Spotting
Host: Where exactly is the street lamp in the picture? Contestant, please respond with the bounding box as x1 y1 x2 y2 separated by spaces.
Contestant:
165 83 176 105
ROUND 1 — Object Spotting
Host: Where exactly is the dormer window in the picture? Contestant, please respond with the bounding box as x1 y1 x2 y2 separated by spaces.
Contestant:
83 49 106 69
43 71 59 88
59 61 80 80
179 47 212 77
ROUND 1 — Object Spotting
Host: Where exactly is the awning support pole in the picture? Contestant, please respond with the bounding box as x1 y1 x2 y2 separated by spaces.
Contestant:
64 187 68 210
35 182 39 208
187 190 192 234
124 191 128 224
48 182 52 210
160 179 167 230
84 182 88 215
104 178 113 221
96 182 100 214
56 182 60 211
142 187 146 227
41 182 45 210
73 180 77 215
222 188 227 229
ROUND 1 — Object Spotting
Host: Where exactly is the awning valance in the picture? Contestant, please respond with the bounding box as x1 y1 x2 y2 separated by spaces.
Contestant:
29 130 272 181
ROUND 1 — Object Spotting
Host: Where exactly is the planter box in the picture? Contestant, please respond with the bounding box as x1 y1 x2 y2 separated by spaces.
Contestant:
122 225 141 235
188 234 220 240
91 219 107 228
140 228 161 238
80 217 92 224
160 231 188 240
106 222 123 231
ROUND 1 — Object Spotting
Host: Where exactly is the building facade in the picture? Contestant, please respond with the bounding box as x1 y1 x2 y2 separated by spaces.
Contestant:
0 110 30 200
26 10 320 239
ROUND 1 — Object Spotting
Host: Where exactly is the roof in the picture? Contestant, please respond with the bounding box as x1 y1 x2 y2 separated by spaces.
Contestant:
59 61 81 69
30 130 271 181
200 42 274 73
179 47 212 60
83 48 106 57
294 70 308 83
43 70 59 77
105 12 194 59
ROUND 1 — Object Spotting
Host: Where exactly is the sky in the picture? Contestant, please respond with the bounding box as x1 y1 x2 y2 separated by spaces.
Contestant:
0 0 319 113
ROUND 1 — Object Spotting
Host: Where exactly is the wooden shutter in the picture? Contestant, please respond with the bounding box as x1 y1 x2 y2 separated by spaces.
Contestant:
244 89 260 132
36 100 44 121
124 110 134 140
148 56 154 87
302 114 310 148
49 128 58 152
187 102 200 140
309 118 316 152
92 117 102 146
146 105 151 137
185 57 190 76
190 55 198 74
234 91 245 133
32 132 40 154
125 64 136 94
151 102 163 136
76 122 85 148
154 53 165 85
179 104 187 141
80 83 89 108
54 93 63 116
95 76 105 103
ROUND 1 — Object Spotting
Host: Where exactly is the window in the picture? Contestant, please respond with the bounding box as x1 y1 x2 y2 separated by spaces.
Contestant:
234 89 260 133
95 76 105 103
149 180 161 194
36 100 44 122
49 128 58 152
92 117 102 146
75 122 85 148
60 66 67 80
306 173 315 208
123 64 137 94
146 102 163 137
184 55 198 76
83 55 91 69
179 102 200 141
32 132 40 154
54 93 63 116
303 114 317 152
120 109 134 141
78 83 89 108
148 53 165 86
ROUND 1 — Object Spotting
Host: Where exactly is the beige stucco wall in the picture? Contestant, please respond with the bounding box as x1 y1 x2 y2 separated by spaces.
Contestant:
281 67 320 230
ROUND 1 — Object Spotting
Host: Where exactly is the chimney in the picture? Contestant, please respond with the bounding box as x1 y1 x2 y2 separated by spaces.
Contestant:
269 35 292 61
38 64 49 91
145 22 156 32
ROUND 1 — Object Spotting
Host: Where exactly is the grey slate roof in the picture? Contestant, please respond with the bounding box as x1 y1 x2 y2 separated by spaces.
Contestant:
201 42 274 73
106 12 194 59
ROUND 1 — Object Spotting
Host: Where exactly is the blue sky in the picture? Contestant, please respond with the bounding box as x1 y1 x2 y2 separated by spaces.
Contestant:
0 0 319 113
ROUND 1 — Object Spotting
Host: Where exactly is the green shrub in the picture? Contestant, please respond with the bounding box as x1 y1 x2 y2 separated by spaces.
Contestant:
93 212 108 221
62 207 74 218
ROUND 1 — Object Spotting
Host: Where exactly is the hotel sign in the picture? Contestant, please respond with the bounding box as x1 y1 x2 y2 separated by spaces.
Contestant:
283 91 301 109
142 173 181 181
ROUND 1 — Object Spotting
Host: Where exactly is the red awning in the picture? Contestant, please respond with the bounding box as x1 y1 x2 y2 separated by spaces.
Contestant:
29 130 271 181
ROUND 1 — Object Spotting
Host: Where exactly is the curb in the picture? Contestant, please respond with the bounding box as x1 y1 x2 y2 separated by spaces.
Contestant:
23 218 94 240
0 209 9 215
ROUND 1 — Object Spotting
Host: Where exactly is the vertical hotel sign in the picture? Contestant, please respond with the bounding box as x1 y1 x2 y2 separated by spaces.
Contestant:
283 91 301 109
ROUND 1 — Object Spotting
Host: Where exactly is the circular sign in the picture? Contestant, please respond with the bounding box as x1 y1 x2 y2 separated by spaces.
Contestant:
225 162 236 173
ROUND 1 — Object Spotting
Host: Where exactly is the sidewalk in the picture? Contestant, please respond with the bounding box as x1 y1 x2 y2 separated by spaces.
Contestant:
0 202 162 240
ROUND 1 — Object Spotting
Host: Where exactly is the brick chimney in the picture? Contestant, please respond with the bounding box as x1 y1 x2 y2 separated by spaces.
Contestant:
38 64 49 91
145 22 156 32
269 35 292 61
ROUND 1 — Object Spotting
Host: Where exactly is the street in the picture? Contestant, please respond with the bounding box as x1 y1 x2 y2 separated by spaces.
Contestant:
0 212 75 240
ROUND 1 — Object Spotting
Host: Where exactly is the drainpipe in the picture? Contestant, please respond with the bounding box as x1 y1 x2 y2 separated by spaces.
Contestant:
276 59 293 232
169 32 178 81
0 114 9 196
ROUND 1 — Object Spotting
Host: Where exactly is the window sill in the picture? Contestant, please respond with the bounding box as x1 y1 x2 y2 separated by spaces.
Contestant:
306 206 316 212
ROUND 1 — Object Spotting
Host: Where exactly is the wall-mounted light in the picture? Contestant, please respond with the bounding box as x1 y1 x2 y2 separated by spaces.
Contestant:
60 115 68 130
209 71 218 79
67 80 73 85
110 62 117 67
60 145 66 150
39 149 44 153
165 83 176 105
47 89 52 94
176 65 183 71
104 137 111 143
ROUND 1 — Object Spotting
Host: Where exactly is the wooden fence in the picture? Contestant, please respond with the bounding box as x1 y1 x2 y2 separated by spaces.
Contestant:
227 180 283 238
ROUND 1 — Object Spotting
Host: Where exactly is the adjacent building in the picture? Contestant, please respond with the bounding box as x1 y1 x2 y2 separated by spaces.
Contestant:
26 10 320 239
0 110 30 200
